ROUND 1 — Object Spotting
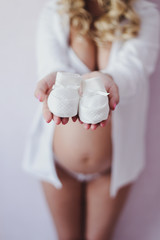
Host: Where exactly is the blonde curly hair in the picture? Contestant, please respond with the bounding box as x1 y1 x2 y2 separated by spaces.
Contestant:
58 0 141 46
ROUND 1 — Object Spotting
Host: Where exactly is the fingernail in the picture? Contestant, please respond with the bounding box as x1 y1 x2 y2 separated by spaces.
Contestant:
113 103 116 110
62 120 67 125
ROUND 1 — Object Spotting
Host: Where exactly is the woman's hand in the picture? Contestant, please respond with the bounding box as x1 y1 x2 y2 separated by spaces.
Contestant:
34 72 70 125
34 71 119 128
80 71 119 130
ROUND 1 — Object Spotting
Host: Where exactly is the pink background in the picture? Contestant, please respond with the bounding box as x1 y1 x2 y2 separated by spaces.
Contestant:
0 0 160 239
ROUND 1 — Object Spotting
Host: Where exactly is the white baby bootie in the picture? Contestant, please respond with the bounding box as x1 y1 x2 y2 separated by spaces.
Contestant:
79 77 110 124
47 72 82 117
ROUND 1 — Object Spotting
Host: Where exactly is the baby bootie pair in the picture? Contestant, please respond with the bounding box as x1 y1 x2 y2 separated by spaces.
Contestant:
47 72 109 124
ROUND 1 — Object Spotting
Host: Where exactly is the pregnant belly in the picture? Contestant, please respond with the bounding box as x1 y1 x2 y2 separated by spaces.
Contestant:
52 117 112 174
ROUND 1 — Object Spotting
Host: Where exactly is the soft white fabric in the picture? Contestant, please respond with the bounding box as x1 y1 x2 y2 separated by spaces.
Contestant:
79 77 110 124
48 72 81 117
54 158 106 182
23 0 160 197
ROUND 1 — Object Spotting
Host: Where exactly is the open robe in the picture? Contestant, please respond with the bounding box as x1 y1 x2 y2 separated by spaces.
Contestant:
23 0 160 197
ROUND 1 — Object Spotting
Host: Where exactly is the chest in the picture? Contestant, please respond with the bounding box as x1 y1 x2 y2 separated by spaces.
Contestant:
69 27 112 71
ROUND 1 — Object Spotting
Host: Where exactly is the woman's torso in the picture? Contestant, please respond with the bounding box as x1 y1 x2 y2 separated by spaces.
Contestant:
52 24 113 174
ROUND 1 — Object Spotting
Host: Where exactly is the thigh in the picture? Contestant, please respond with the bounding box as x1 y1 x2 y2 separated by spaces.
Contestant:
41 162 85 240
85 171 132 240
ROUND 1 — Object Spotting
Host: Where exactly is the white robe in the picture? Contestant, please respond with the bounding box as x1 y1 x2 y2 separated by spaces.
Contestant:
23 0 160 197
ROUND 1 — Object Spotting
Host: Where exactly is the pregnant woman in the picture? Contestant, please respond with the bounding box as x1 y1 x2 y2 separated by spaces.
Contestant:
23 0 160 239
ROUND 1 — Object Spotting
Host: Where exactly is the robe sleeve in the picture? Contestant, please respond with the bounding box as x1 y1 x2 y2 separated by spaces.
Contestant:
35 1 74 81
102 2 160 104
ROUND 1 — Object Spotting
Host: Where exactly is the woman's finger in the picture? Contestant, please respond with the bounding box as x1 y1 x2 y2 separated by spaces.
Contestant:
62 118 69 125
108 83 119 110
34 73 56 102
42 97 53 123
84 123 90 130
34 80 47 102
53 115 62 125
100 119 108 127
34 79 49 102
91 124 99 130
72 116 78 122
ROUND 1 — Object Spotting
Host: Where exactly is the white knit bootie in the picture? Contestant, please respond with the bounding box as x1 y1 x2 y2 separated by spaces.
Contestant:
48 72 82 117
78 77 110 124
